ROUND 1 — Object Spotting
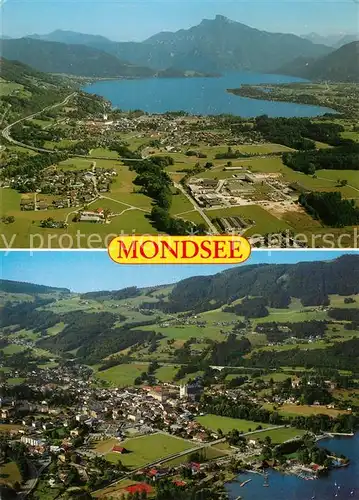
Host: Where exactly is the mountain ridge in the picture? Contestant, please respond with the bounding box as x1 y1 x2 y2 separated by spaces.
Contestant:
275 41 359 82
19 16 333 74
1 254 357 304
0 37 156 78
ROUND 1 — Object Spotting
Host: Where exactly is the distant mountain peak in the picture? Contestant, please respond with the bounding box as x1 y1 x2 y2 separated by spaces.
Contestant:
215 14 230 22
201 14 238 25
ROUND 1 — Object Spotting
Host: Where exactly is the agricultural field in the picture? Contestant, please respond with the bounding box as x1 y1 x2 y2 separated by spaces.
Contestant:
103 433 195 469
0 424 25 434
196 414 272 434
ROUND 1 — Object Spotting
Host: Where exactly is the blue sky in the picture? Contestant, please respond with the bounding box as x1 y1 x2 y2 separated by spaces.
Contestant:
2 0 357 40
0 250 357 293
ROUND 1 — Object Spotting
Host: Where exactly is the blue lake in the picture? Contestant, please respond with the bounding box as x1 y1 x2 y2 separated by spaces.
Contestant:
226 433 359 500
83 72 336 118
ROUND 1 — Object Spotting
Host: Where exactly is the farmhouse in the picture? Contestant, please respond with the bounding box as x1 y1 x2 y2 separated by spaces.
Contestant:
79 211 104 223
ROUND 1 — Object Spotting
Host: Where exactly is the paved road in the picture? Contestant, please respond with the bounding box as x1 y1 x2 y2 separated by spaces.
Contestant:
174 182 217 234
2 92 78 150
1 94 142 163
18 458 51 498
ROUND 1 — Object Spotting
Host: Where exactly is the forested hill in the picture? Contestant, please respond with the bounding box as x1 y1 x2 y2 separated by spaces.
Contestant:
275 41 359 82
0 38 155 78
0 279 71 295
0 58 73 123
165 255 359 312
1 256 358 365
1 57 61 86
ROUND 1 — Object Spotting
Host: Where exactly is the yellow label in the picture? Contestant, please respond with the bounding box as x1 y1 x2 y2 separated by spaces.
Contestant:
108 235 251 265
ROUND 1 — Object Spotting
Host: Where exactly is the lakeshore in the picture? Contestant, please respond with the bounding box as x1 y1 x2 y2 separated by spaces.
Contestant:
226 433 359 499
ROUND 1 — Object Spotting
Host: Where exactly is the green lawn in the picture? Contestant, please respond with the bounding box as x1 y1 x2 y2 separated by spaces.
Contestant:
248 427 306 444
328 294 358 308
179 210 208 226
0 461 22 488
46 322 66 335
196 414 272 434
0 187 21 212
29 118 54 128
7 377 26 385
170 192 195 215
96 363 149 386
262 403 350 418
162 445 228 467
0 81 23 96
7 145 37 156
196 307 240 324
1 344 27 355
138 324 224 342
90 147 119 158
239 143 295 154
37 361 59 369
341 131 359 142
155 365 180 382
44 139 79 150
0 205 155 249
105 433 195 469
8 328 38 341
260 372 291 382
314 141 332 149
206 205 292 236
316 170 359 191
250 340 332 356
254 307 328 324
